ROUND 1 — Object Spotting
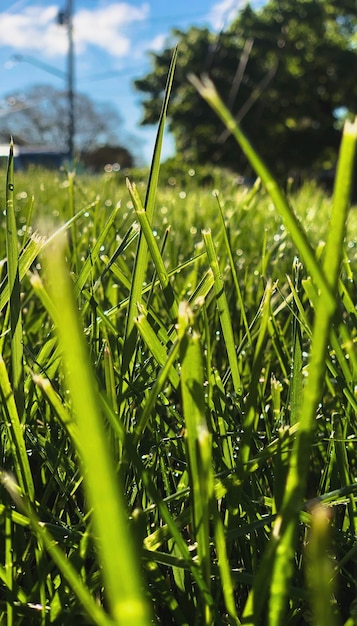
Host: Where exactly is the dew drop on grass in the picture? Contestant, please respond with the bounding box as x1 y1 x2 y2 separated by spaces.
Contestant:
16 191 27 200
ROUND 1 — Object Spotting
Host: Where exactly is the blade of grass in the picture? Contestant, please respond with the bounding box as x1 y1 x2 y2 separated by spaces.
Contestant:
73 201 122 295
0 354 34 500
121 46 177 377
238 281 273 469
289 258 304 426
132 334 182 443
42 234 153 626
214 192 251 345
305 505 338 626
178 301 212 624
188 74 335 312
32 373 82 452
128 179 178 321
135 309 180 388
5 509 13 626
202 228 242 396
267 116 357 626
5 139 24 415
213 508 241 625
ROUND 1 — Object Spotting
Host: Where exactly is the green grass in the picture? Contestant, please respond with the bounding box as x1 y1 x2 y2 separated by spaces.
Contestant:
0 74 357 625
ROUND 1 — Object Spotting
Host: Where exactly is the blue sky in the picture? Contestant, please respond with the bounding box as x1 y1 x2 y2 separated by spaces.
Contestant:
0 0 261 163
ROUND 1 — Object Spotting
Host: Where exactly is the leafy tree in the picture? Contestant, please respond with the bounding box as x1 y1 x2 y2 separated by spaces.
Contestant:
0 84 132 156
80 145 134 171
135 0 357 178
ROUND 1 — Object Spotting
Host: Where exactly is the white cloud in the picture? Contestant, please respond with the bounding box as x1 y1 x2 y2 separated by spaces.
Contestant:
208 0 264 31
0 3 149 58
146 33 168 53
208 0 242 30
1 6 67 56
75 4 149 57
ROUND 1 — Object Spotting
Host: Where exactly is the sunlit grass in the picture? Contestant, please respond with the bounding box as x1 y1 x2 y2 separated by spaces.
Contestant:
0 79 356 626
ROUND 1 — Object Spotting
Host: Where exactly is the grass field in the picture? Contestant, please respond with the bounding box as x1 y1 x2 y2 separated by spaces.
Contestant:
1 68 357 626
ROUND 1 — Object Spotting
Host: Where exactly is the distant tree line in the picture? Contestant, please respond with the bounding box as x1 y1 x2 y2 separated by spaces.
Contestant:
0 85 135 170
135 0 357 179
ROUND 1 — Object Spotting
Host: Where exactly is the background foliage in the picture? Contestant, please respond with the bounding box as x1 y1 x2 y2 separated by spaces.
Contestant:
135 0 357 177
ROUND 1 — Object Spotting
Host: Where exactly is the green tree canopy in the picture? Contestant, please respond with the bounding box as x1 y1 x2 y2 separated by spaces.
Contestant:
135 0 357 178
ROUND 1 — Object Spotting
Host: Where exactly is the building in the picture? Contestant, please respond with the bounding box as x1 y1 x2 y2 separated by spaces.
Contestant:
0 144 68 170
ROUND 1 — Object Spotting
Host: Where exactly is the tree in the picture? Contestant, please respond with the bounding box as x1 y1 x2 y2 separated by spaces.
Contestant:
0 84 132 157
80 145 134 171
135 0 357 178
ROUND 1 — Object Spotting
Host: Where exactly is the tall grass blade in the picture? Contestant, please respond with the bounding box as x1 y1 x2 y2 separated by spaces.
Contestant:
132 333 181 443
178 301 213 624
121 47 177 376
238 281 273 469
43 235 152 626
289 258 304 426
305 505 338 626
215 192 251 344
213 509 241 625
74 201 122 295
32 373 82 452
267 116 357 626
5 140 24 415
135 309 180 388
0 354 34 500
202 228 242 395
189 74 335 309
4 510 13 626
128 179 178 321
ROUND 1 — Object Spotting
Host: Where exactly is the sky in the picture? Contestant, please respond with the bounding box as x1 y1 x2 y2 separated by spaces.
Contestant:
0 0 261 164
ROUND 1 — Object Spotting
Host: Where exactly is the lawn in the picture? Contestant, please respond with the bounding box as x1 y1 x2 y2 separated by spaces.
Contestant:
0 71 357 626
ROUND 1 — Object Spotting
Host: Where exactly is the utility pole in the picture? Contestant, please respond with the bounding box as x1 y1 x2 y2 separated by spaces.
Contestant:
58 0 75 161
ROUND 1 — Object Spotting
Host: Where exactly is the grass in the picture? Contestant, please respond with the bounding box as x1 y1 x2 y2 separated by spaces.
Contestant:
0 69 357 626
